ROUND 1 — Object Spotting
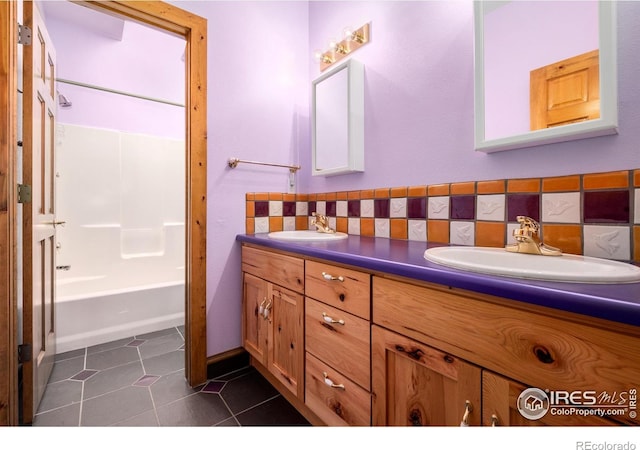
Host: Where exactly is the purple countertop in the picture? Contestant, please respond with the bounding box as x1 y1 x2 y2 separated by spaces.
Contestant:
237 233 640 327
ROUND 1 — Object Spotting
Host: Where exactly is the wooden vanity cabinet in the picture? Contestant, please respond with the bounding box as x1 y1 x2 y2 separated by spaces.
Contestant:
241 246 304 400
372 275 640 427
241 242 639 427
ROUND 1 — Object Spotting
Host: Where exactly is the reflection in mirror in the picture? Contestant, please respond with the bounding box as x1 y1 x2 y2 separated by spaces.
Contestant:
474 1 618 153
312 59 364 176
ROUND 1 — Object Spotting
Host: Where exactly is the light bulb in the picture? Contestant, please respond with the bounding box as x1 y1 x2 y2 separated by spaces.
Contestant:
313 49 324 63
328 37 339 51
343 27 354 41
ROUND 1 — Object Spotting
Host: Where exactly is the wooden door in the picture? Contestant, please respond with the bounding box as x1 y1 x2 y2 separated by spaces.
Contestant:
530 49 599 130
268 284 304 400
482 371 621 426
371 325 481 426
242 273 268 366
22 1 57 423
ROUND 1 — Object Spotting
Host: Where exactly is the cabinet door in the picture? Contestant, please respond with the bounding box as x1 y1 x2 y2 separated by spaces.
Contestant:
242 273 268 366
372 325 481 426
268 285 304 400
482 371 622 426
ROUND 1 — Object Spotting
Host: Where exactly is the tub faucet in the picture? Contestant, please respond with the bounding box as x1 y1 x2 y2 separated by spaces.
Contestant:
505 216 561 256
311 212 335 234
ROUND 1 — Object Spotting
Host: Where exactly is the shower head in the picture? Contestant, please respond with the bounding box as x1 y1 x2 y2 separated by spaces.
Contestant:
58 93 72 108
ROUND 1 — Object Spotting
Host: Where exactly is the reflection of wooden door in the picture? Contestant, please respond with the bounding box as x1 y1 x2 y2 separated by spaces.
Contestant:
22 0 57 424
530 49 599 130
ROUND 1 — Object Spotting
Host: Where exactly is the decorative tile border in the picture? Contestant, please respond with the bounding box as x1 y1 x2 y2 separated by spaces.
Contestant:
245 169 640 263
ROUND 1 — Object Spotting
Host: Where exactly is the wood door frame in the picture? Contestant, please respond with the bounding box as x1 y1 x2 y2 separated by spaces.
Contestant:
0 0 208 425
0 0 19 427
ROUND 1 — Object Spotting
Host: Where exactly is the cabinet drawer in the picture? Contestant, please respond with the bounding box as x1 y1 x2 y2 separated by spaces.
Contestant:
305 260 370 319
373 276 640 425
242 246 304 293
305 298 370 390
305 352 371 426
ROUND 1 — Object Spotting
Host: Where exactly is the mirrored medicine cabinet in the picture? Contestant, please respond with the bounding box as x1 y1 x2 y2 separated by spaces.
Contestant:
474 1 618 153
312 59 364 176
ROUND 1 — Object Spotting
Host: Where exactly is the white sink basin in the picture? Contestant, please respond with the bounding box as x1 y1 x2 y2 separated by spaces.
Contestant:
424 246 640 284
267 230 348 242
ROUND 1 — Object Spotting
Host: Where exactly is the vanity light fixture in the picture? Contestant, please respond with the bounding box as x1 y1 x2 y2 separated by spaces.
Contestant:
314 22 371 72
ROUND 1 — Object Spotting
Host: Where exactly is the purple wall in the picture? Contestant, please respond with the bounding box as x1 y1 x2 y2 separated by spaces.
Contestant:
170 1 310 355
302 1 640 195
46 5 186 140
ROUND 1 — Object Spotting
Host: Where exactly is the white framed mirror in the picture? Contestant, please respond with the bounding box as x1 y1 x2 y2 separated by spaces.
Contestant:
474 1 618 153
312 59 364 176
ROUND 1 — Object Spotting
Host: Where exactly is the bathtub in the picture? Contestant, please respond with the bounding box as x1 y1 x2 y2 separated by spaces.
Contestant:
53 222 186 354
55 274 185 354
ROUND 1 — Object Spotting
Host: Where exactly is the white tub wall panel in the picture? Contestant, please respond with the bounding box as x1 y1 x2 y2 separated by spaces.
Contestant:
120 133 165 258
121 227 165 259
162 138 186 224
56 124 122 227
57 264 185 299
56 225 122 283
164 223 185 269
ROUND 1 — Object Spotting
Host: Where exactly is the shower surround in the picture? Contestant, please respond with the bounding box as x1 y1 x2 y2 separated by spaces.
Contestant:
54 123 185 353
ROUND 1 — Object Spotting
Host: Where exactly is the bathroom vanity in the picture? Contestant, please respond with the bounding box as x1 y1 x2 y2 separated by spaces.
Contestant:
237 233 640 426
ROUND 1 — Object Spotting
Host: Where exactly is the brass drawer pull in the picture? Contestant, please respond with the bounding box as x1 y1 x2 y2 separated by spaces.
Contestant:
322 372 345 390
460 400 473 427
322 312 345 325
322 272 344 282
491 414 499 427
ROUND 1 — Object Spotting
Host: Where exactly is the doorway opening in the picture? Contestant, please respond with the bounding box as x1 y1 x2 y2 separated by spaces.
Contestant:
0 0 207 425
43 0 187 355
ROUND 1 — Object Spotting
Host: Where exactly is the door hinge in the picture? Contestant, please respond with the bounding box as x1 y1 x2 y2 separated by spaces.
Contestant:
17 184 32 204
18 24 32 46
18 344 32 364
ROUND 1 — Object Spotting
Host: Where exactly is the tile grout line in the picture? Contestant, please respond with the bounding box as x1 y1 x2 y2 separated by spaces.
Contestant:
78 346 88 426
229 393 282 420
215 391 242 427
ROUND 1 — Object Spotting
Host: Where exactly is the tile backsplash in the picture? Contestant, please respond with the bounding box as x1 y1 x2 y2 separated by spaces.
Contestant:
245 169 640 263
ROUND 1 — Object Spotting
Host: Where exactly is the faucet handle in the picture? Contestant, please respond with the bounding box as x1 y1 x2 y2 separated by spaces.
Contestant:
516 216 539 233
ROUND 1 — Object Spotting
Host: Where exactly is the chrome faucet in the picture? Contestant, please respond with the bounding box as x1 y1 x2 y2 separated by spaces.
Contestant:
505 216 562 256
311 212 335 234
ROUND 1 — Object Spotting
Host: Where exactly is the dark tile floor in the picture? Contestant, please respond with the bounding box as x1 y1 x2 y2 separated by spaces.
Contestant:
33 326 309 426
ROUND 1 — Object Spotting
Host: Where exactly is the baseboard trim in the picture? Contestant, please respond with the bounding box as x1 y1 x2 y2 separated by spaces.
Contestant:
205 347 250 380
